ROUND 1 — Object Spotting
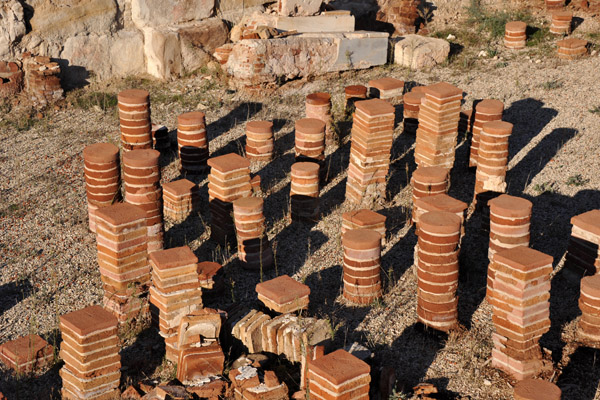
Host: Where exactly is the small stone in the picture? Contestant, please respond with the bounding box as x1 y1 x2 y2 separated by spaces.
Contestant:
478 50 487 57
484 379 491 386
446 34 456 40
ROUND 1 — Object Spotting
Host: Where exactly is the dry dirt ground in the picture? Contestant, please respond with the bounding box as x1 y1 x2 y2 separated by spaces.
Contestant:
1 3 600 400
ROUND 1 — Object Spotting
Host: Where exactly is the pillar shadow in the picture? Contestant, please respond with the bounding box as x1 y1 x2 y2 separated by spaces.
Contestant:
556 346 600 400
0 279 33 316
207 102 263 142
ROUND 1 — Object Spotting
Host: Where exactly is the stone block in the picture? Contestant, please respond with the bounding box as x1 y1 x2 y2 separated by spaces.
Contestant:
274 12 355 33
278 0 322 16
394 34 450 70
0 0 26 59
143 27 183 80
178 18 230 73
132 0 215 28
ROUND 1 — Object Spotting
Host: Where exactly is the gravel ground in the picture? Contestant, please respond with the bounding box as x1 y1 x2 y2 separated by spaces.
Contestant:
1 5 600 400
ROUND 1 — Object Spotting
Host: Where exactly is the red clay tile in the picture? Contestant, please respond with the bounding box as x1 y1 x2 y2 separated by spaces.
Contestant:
256 275 310 305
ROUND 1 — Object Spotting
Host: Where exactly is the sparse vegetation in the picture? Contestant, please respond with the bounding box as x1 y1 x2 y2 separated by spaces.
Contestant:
541 79 564 90
467 0 532 39
532 181 556 194
589 105 600 115
566 174 589 187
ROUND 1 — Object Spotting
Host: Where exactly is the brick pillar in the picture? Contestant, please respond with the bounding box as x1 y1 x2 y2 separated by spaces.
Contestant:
557 38 588 60
295 118 326 164
550 11 573 34
469 99 504 168
488 194 532 262
513 379 561 400
578 275 600 347
245 121 274 162
306 93 333 147
368 77 405 104
162 179 199 222
410 166 450 222
474 121 512 196
290 162 320 223
177 111 208 174
403 90 426 135
308 349 370 399
233 197 273 271
564 209 600 277
118 89 152 151
504 21 527 49
341 209 386 246
342 229 382 305
344 85 367 113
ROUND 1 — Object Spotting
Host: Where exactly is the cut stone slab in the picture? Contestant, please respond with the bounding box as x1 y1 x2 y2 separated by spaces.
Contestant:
244 11 355 33
131 0 215 28
278 0 322 16
143 27 183 80
394 34 450 70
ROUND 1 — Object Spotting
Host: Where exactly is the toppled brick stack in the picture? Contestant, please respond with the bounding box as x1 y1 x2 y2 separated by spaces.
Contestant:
504 21 527 49
245 121 274 162
413 194 467 234
550 11 573 34
403 90 426 134
123 149 163 253
375 0 419 35
0 334 53 373
229 366 288 400
416 211 461 332
0 61 23 97
411 166 450 221
198 261 225 297
83 143 121 233
513 379 561 400
233 197 273 271
22 53 63 105
475 121 513 196
151 124 169 151
149 246 204 363
295 118 326 163
178 111 208 174
118 89 152 151
59 306 120 400
290 162 320 223
488 194 532 261
368 77 405 104
346 99 395 205
162 179 199 223
564 209 600 277
577 275 600 347
345 85 367 112
469 99 504 168
341 209 386 245
489 247 552 380
308 349 371 400
342 229 383 305
546 0 564 10
256 275 310 313
207 153 252 246
414 82 463 169
306 93 333 147
557 37 588 60
96 203 150 323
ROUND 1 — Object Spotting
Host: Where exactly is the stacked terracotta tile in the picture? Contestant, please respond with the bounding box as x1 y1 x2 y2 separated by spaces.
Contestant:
151 124 169 151
546 0 564 9
59 306 120 400
488 194 532 261
118 89 152 151
207 153 252 245
469 99 504 168
245 121 274 162
307 349 371 400
306 93 333 147
256 275 310 313
295 118 326 163
198 261 225 297
342 229 382 305
0 334 53 373
22 53 63 105
513 379 561 400
233 197 273 271
229 366 288 399
564 210 600 277
578 275 600 347
403 90 426 134
413 194 467 234
162 179 199 223
488 247 552 380
95 203 150 323
368 77 405 104
375 0 419 34
504 21 527 49
557 37 588 60
475 121 513 196
177 111 208 174
123 149 163 253
341 209 386 245
345 85 367 112
346 99 395 205
176 309 225 383
0 61 23 97
83 143 121 233
416 211 461 332
550 11 573 34
149 246 203 363
414 82 463 169
290 162 320 223
458 109 473 135
410 166 449 222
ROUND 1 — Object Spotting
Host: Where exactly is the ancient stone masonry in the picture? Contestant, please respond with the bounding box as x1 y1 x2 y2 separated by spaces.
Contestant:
177 111 208 174
416 211 461 332
123 149 164 253
290 161 320 223
295 118 326 163
343 229 383 305
256 275 310 314
414 82 463 170
118 89 152 152
83 143 121 233
162 178 199 223
307 349 371 400
578 275 600 347
368 77 405 104
345 98 395 205
149 246 204 363
504 21 527 50
305 93 333 147
95 203 150 324
403 88 426 134
0 61 22 98
488 247 552 380
513 379 561 400
474 121 513 196
0 334 53 373
488 194 532 262
342 209 386 245
233 197 273 271
245 121 274 162
59 306 120 400
469 99 504 168
22 53 63 105
375 0 419 35
557 37 588 60
207 153 252 246
564 209 600 277
410 166 450 222
550 11 573 35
